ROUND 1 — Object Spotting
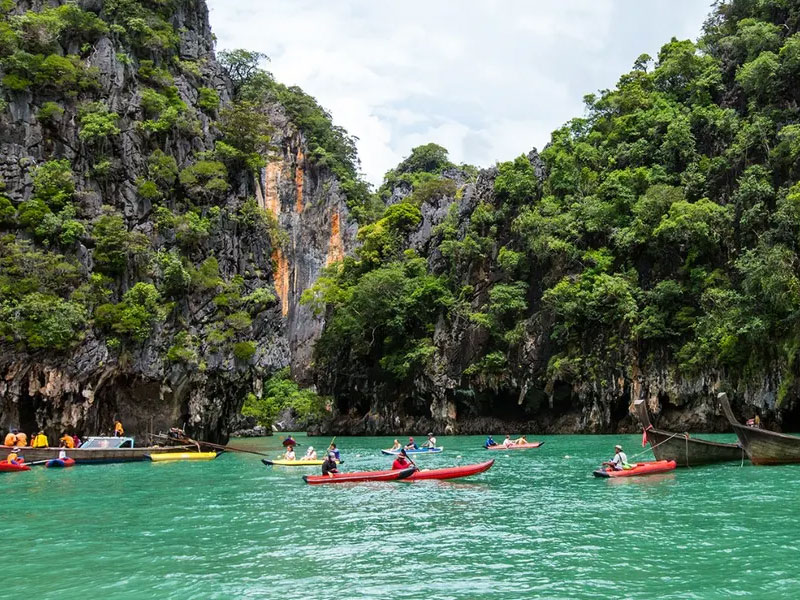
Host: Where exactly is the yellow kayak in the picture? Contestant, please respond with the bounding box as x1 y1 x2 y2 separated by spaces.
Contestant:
261 458 341 466
147 452 220 462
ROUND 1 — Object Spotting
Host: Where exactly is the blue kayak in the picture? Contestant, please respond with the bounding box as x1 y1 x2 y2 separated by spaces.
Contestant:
381 447 443 455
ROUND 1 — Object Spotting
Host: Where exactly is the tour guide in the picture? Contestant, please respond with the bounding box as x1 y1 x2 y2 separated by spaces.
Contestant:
603 444 630 471
321 452 339 477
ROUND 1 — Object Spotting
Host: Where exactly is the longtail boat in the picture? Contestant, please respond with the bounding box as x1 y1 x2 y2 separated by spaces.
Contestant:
718 393 800 465
1 436 192 464
635 398 744 467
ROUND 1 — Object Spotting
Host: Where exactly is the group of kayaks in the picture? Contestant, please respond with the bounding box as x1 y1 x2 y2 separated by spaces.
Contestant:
302 460 495 485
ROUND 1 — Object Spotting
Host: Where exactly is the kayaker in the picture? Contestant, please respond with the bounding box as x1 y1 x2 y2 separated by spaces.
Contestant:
32 431 49 448
321 451 339 477
328 442 341 460
392 452 413 470
58 449 68 460
484 435 497 448
283 445 297 461
6 447 22 465
421 433 437 448
60 434 75 449
604 444 629 471
404 437 418 450
512 435 528 445
114 420 124 437
15 431 27 447
502 434 514 447
304 446 317 460
389 439 401 451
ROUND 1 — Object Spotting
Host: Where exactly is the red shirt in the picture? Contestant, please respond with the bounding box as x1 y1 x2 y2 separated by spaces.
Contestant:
392 458 409 470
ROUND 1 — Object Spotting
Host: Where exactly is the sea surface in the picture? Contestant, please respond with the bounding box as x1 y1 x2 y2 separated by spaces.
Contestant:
5 433 800 599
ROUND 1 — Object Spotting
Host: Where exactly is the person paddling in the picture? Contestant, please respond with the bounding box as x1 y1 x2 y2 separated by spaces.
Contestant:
391 450 416 471
283 445 297 461
603 444 629 471
404 437 418 450
421 433 437 448
321 451 339 477
328 442 341 460
389 439 401 452
484 435 497 448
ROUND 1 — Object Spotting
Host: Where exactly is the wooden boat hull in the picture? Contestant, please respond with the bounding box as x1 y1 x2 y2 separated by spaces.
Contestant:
718 393 800 465
0 445 191 464
635 399 744 466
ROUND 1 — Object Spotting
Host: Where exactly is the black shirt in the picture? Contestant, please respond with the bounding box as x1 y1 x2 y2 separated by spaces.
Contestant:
321 458 338 476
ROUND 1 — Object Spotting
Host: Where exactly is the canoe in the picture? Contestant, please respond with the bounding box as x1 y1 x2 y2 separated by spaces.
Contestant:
146 452 220 462
635 398 743 466
45 458 75 468
719 392 800 465
593 460 677 478
381 447 443 455
486 442 544 450
303 467 415 485
403 460 494 481
0 461 30 472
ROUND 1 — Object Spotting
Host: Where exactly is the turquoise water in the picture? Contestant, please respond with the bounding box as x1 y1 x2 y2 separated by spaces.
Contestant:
4 433 800 599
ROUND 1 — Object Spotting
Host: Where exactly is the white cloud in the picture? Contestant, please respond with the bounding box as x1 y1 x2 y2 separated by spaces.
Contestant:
207 0 714 185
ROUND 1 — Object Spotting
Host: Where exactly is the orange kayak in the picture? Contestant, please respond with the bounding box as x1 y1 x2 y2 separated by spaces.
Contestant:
303 467 415 485
403 460 494 481
486 442 544 450
593 460 677 478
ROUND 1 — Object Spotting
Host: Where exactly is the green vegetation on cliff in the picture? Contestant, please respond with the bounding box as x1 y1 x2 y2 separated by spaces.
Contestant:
307 0 800 410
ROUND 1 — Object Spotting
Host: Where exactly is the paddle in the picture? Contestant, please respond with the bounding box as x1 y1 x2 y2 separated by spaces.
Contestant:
400 449 419 472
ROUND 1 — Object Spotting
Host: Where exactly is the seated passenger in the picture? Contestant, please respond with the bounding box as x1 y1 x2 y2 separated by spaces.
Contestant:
389 439 401 451
304 446 317 460
484 435 497 448
404 437 418 450
60 434 75 449
4 430 16 446
502 434 514 447
6 447 23 465
283 445 296 461
16 431 27 447
31 431 49 448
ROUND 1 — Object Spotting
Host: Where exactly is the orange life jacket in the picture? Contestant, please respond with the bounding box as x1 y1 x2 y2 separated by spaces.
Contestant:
3 433 15 446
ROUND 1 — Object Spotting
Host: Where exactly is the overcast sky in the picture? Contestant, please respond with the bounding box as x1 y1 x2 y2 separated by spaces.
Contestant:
206 1 714 186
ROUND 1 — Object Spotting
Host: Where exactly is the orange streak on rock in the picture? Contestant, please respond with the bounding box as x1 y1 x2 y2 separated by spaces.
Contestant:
295 148 304 213
272 248 290 316
325 210 344 266
262 160 283 217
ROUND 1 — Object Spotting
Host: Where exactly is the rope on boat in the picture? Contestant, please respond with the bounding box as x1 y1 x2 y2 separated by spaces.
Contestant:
628 430 684 461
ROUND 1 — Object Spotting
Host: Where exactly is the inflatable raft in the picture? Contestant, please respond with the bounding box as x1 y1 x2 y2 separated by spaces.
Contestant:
381 447 443 456
0 460 30 472
45 458 75 468
593 460 677 478
486 442 544 450
304 467 415 485
146 451 220 462
403 460 494 481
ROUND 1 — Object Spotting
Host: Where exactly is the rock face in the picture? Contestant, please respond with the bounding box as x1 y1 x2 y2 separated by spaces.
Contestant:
0 0 354 443
311 149 798 436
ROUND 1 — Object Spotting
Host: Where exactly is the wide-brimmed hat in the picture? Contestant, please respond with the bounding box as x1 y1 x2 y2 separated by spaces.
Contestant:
615 444 623 451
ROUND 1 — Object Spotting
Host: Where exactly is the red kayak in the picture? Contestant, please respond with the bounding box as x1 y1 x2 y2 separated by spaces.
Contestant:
45 458 75 468
487 442 544 450
404 460 494 481
593 460 677 478
0 460 30 472
303 467 415 485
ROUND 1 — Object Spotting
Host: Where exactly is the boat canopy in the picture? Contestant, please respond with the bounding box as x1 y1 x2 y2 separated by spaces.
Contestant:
80 436 135 449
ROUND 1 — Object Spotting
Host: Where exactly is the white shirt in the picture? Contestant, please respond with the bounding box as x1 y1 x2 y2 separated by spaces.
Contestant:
611 451 627 469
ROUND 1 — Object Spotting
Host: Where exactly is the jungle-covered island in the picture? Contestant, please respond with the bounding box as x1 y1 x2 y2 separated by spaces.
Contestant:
1 0 799 441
